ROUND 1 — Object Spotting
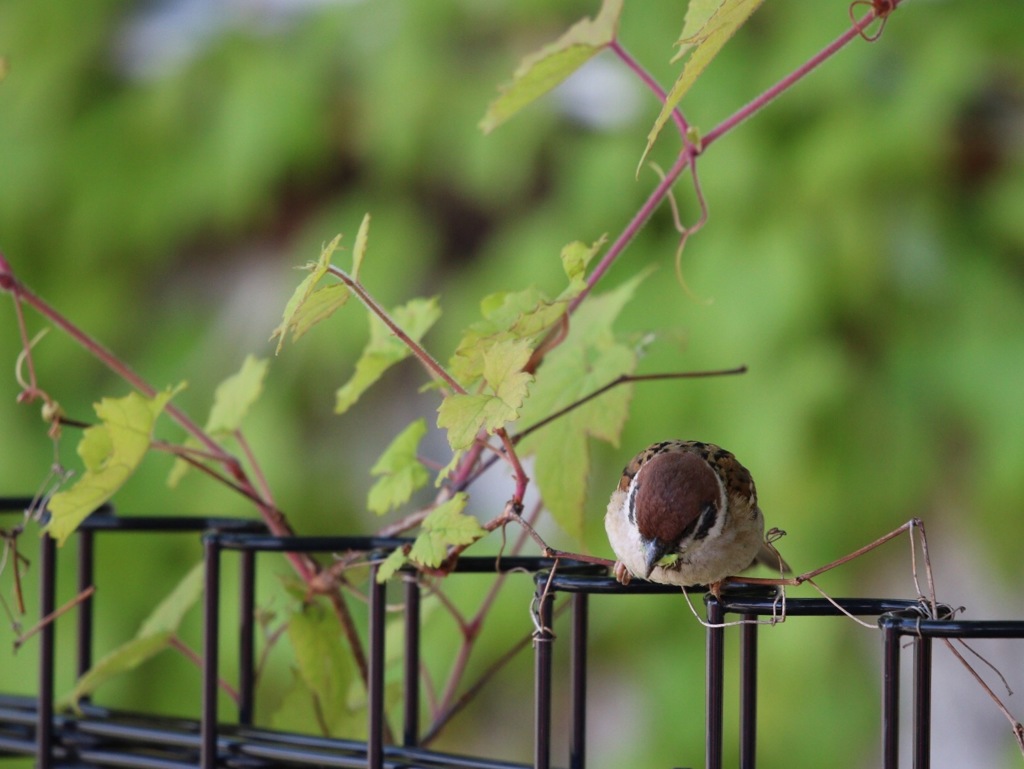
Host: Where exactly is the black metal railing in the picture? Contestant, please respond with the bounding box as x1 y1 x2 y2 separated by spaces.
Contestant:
2 496 1023 769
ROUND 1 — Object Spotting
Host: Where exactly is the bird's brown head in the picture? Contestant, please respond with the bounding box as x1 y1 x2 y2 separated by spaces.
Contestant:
630 450 722 577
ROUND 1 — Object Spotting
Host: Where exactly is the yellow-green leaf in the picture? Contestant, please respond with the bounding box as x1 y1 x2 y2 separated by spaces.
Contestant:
518 274 647 539
376 546 410 583
335 297 441 415
437 394 496 451
352 213 371 281
559 236 606 297
61 632 173 711
367 419 430 514
479 287 563 341
450 290 552 385
270 234 345 354
206 355 269 435
433 448 465 489
408 494 482 568
47 387 180 545
480 0 624 134
437 338 534 451
138 560 206 636
286 599 359 737
61 561 204 708
288 283 352 345
448 237 605 385
168 355 269 487
640 0 765 168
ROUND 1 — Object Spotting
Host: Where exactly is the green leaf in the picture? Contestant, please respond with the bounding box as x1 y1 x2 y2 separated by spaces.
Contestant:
137 559 206 636
270 234 346 354
517 274 648 539
286 599 360 737
61 561 204 708
47 387 180 545
447 237 604 386
433 448 465 489
61 632 173 711
640 0 765 168
375 546 410 583
351 213 370 281
437 338 534 451
559 237 605 296
408 493 483 568
206 354 269 435
367 419 430 514
449 288 552 385
334 297 442 414
286 283 352 344
480 0 624 133
168 355 269 487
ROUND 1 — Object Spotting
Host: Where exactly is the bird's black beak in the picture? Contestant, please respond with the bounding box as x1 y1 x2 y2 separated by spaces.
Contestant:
641 537 671 579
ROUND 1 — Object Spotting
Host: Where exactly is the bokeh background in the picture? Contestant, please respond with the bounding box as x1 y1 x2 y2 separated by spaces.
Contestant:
2 1 1023 767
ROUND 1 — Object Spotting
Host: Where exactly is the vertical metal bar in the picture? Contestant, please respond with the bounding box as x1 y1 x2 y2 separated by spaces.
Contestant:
238 548 256 725
912 636 932 769
881 622 901 769
739 615 758 769
201 535 221 769
76 528 95 681
533 583 554 769
403 576 421 747
569 593 589 769
37 532 57 769
705 594 725 769
367 565 385 769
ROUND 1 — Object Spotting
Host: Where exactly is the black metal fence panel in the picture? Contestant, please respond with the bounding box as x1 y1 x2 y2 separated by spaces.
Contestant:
2 497 1023 769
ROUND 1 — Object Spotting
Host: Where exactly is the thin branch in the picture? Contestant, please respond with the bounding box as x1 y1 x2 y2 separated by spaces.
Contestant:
454 367 747 495
514 367 747 445
429 581 469 635
14 586 95 651
494 428 529 504
235 430 276 507
421 599 572 747
151 440 267 505
942 638 1024 756
168 635 240 704
3 254 40 398
255 618 290 686
422 500 544 742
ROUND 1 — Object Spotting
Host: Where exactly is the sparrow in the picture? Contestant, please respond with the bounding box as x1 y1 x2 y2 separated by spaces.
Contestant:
605 440 782 594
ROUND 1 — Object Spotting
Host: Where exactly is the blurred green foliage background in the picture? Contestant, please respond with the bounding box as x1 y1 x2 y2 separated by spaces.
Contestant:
1 1 1023 767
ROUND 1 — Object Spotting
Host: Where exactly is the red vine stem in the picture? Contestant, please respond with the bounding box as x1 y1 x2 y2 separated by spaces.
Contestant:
169 636 240 703
5 268 377 693
703 4 893 149
569 148 694 314
0 260 359 668
573 4 893 316
326 265 466 396
2 272 219 456
610 40 690 138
